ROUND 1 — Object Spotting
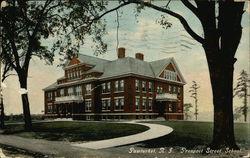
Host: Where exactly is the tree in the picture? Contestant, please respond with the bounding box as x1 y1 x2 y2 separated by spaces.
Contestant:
189 81 200 121
233 106 242 121
183 103 193 120
234 70 249 122
91 0 245 149
0 0 107 130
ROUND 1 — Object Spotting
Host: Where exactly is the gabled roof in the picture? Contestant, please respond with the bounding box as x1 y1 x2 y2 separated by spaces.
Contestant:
150 58 172 77
78 54 109 66
44 54 186 91
97 57 155 79
43 82 57 91
64 54 109 68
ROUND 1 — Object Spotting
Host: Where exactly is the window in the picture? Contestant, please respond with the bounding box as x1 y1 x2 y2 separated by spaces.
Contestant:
85 99 92 111
169 103 174 112
135 80 140 91
76 86 82 96
86 84 91 95
68 72 71 79
178 87 181 94
78 71 80 78
68 87 74 96
148 98 153 110
114 97 124 110
60 89 64 97
115 80 124 92
86 115 91 120
102 98 111 111
102 82 111 93
173 86 176 93
157 86 163 94
142 98 147 110
164 70 177 81
168 85 172 93
47 92 52 100
135 97 140 111
142 81 146 91
148 82 153 92
47 104 52 113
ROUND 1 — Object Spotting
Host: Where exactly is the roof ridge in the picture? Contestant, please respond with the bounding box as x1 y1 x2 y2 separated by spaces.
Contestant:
150 57 172 63
78 53 110 61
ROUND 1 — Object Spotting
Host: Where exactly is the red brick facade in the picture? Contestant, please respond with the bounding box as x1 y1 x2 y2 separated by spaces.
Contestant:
43 48 186 120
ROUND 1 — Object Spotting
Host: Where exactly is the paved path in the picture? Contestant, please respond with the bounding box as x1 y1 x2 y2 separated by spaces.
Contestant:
72 122 173 149
0 121 173 157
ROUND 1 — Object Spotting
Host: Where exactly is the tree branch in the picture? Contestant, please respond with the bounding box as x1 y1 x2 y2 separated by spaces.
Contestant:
23 0 52 71
89 1 131 26
181 0 200 19
127 0 204 43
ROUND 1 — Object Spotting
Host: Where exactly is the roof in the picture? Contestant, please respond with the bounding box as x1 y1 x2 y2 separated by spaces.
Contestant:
43 82 57 91
64 54 109 68
88 57 155 78
150 58 172 76
44 54 186 91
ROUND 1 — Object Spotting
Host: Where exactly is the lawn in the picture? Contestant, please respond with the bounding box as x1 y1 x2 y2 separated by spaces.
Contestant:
2 121 149 142
139 121 249 149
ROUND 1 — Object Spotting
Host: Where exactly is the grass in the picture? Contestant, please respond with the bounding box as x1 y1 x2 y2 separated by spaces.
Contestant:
2 121 149 142
139 121 249 149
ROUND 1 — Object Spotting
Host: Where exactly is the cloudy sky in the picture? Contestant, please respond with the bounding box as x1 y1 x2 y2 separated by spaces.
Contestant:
3 1 249 121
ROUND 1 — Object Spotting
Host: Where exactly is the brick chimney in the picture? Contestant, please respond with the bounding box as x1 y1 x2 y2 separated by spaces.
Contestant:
118 47 125 58
135 53 144 61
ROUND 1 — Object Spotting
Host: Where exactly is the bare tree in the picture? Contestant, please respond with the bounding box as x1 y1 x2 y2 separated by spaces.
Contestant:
189 81 200 121
183 103 193 120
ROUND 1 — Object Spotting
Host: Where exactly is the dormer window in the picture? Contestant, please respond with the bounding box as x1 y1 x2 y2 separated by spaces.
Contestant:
164 70 177 81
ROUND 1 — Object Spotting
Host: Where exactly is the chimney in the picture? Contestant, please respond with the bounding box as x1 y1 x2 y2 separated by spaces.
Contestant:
135 53 144 61
118 47 125 58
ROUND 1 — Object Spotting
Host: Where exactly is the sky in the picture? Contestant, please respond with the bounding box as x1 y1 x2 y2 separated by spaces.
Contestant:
3 1 250 121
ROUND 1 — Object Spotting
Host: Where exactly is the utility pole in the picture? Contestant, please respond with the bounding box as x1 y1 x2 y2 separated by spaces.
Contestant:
189 81 200 121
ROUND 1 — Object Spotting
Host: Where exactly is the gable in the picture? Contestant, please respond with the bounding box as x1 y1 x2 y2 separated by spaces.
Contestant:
166 63 176 72
158 60 185 84
68 57 81 66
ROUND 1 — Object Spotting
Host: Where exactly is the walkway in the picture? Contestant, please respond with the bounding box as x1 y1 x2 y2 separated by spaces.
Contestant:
72 122 173 149
0 121 173 157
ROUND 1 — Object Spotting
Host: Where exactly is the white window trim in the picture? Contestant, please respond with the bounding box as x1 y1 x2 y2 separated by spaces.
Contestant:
135 80 140 92
142 81 146 92
85 99 92 112
114 97 124 111
115 80 124 92
114 96 124 99
148 98 153 111
142 97 147 111
47 103 53 113
85 84 92 95
135 97 140 111
102 98 111 111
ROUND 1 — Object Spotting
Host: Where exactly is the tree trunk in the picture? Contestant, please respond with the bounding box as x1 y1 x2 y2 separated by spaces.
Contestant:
207 57 238 150
18 73 32 130
243 88 247 122
0 100 4 129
